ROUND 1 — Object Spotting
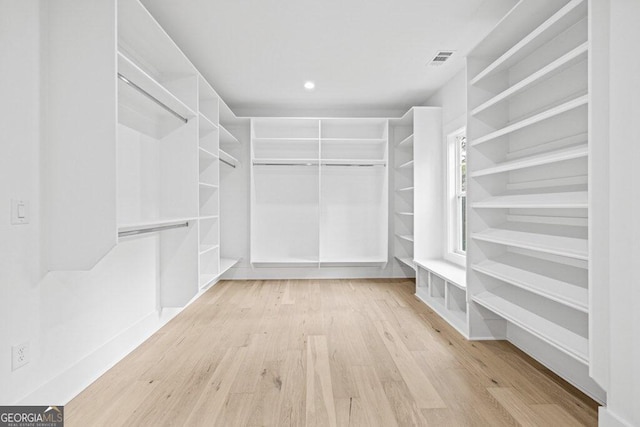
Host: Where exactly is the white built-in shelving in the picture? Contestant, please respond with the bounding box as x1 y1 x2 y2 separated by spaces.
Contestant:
250 117 389 266
466 0 603 401
44 0 242 305
415 259 468 337
390 107 442 277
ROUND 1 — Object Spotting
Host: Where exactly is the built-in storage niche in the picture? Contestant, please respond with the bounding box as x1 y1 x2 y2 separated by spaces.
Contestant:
250 118 389 266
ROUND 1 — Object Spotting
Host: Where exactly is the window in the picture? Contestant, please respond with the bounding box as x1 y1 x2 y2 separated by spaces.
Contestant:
446 128 466 263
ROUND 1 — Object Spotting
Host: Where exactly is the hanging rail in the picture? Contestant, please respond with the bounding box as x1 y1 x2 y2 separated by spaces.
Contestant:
220 158 236 168
117 73 188 124
118 221 189 238
252 161 385 167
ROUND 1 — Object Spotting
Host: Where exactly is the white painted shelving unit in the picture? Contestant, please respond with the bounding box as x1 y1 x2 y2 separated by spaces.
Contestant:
466 0 604 401
44 0 242 306
250 118 389 266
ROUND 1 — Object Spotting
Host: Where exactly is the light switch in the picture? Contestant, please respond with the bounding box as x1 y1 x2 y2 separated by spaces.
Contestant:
11 199 29 225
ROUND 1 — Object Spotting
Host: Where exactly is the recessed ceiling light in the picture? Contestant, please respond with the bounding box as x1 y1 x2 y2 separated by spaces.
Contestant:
304 81 315 90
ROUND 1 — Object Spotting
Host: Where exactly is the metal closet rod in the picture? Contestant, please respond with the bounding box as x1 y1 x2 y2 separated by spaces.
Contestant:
118 221 189 238
117 73 188 124
220 158 236 168
252 162 385 167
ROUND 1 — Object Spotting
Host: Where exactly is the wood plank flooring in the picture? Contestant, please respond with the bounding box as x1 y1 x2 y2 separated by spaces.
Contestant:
65 279 598 426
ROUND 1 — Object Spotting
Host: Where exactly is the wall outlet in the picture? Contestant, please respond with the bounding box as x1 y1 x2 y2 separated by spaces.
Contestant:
12 342 29 370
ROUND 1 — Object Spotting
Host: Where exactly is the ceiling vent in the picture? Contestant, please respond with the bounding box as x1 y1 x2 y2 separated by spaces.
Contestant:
429 51 454 66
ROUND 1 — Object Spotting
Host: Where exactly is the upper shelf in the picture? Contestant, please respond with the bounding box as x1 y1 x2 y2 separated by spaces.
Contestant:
398 160 414 169
117 53 196 139
220 125 239 145
397 134 414 147
471 95 588 147
219 149 239 168
118 0 196 82
472 191 587 209
472 228 588 260
472 42 589 116
471 144 588 177
470 0 587 85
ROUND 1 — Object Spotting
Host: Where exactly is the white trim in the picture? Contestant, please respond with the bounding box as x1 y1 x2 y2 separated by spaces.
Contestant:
446 127 467 264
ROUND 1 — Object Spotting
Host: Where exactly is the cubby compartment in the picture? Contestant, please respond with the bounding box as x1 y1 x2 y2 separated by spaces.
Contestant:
199 184 219 217
199 155 219 186
199 216 219 249
430 274 446 302
252 139 319 161
199 246 220 288
414 260 469 337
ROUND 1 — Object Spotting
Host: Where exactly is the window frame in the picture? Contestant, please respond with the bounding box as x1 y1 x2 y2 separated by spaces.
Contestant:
445 127 467 266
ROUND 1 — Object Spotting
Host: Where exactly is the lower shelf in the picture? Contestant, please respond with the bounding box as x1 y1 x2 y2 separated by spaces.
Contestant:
199 258 239 288
395 256 416 271
472 289 588 364
415 287 468 338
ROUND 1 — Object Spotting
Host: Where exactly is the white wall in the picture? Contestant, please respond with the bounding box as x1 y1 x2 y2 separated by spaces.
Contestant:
0 1 166 405
599 0 640 425
422 68 467 264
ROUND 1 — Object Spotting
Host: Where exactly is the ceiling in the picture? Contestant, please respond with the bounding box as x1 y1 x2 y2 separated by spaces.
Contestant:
140 0 516 117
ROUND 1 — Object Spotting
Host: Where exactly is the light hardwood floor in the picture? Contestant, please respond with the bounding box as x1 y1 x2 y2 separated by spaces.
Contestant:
66 279 598 426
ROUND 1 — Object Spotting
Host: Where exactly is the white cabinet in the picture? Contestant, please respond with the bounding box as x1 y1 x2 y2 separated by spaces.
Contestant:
250 118 389 266
466 0 603 401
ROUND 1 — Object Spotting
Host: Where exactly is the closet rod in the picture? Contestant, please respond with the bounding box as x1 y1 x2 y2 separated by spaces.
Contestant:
220 158 236 168
322 163 385 167
118 221 189 238
252 162 317 167
252 162 385 167
117 73 188 124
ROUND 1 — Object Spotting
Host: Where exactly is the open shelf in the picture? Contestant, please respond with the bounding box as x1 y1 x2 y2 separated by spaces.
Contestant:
117 53 196 139
199 244 220 255
472 95 588 146
395 256 416 271
321 159 386 166
472 228 588 260
397 160 414 169
396 234 414 243
219 124 239 145
470 0 587 85
199 182 219 189
415 258 466 289
319 258 388 266
397 134 414 147
253 158 319 166
397 186 414 193
472 258 587 312
471 144 588 177
199 112 218 134
251 257 318 265
473 288 588 364
219 149 239 168
199 147 218 159
472 42 589 116
220 258 239 275
472 191 587 209
396 211 414 216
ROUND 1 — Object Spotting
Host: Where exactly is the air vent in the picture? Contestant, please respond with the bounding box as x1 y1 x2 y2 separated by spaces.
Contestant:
430 51 454 66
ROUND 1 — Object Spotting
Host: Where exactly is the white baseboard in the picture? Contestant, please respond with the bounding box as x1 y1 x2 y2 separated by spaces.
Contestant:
599 407 634 427
18 310 177 405
17 279 223 406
